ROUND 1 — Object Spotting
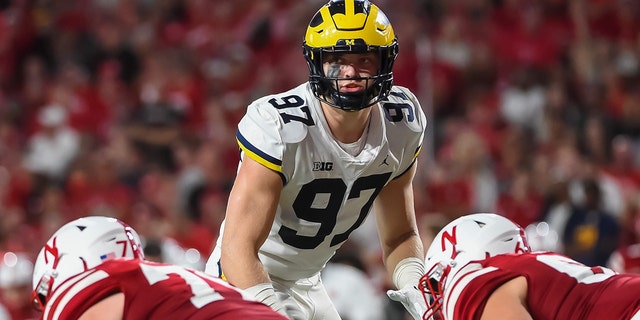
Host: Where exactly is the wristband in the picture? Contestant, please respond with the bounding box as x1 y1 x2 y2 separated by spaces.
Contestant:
392 257 425 289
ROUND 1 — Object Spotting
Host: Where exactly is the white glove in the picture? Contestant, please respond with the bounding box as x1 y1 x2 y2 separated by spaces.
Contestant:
387 284 427 320
389 257 428 319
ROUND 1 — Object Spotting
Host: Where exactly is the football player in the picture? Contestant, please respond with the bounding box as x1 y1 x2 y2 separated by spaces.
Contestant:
204 0 428 319
31 216 287 320
421 213 640 320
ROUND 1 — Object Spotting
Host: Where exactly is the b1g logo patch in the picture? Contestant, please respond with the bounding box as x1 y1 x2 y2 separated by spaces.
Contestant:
313 162 333 171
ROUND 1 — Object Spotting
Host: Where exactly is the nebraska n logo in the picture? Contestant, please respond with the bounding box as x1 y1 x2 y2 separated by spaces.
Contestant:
440 226 458 259
44 237 62 269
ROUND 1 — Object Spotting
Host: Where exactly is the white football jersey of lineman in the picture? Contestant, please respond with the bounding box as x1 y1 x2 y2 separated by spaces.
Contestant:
206 83 426 280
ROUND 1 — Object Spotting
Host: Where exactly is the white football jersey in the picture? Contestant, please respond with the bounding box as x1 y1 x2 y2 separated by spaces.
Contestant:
206 83 426 280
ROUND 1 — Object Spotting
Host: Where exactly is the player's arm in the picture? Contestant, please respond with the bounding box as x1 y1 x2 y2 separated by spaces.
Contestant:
220 157 296 316
375 163 426 319
220 156 282 289
78 293 124 320
480 276 533 320
374 162 424 279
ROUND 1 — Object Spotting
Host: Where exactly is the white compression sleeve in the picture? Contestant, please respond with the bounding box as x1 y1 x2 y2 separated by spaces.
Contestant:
392 257 425 289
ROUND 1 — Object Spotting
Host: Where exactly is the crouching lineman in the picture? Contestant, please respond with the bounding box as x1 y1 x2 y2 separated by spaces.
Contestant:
31 216 287 320
420 213 640 320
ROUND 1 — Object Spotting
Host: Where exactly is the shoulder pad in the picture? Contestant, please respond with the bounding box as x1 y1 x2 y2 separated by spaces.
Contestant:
249 93 314 144
380 86 427 133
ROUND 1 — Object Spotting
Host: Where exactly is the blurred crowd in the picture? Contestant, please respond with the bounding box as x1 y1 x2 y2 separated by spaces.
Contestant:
1 0 640 319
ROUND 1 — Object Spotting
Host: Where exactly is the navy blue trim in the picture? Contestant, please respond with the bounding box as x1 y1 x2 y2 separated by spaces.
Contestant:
389 91 408 100
237 132 287 185
393 158 417 180
236 131 282 167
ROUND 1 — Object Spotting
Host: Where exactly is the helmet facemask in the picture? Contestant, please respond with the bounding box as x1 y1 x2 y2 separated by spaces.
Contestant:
303 40 397 111
31 271 55 312
418 260 455 320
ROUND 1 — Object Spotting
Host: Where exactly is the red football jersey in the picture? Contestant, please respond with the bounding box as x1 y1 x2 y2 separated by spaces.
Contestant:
443 252 640 320
41 259 287 320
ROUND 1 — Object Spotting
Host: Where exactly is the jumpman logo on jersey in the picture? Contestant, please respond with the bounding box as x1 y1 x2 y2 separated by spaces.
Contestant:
379 155 390 166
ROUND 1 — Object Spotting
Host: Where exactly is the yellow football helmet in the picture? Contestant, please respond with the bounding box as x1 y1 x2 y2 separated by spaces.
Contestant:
303 0 399 111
